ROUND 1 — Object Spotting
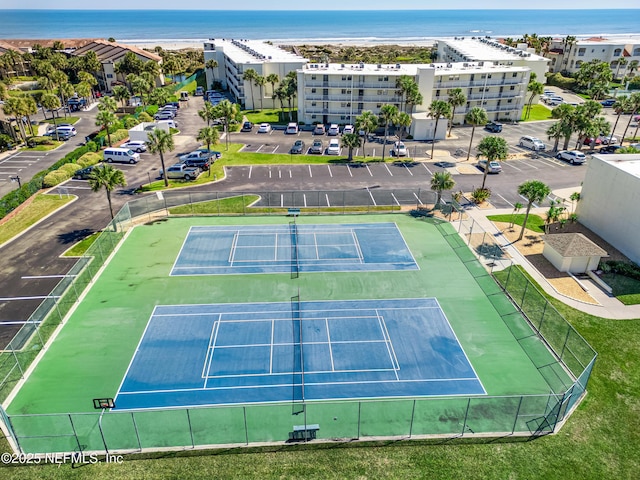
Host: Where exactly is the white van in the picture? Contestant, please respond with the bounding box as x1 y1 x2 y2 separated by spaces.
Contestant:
56 125 77 137
103 147 140 164
157 119 178 129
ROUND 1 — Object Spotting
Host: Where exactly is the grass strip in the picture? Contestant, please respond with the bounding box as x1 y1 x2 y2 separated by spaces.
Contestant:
0 194 73 245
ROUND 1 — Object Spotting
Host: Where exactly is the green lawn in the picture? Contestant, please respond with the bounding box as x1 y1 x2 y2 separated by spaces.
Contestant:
600 272 640 305
487 213 546 233
0 194 74 246
22 142 63 152
44 117 80 125
521 104 553 121
244 108 296 124
62 232 100 257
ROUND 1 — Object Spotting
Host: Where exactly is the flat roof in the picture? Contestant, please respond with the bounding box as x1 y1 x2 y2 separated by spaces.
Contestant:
204 39 306 65
439 38 548 63
595 154 640 179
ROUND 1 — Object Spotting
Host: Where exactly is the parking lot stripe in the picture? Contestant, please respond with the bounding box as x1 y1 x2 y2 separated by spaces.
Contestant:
366 164 373 176
248 166 252 179
325 194 331 207
278 169 282 179
347 165 353 177
391 192 400 206
280 194 284 207
422 163 432 174
256 145 264 153
496 194 514 208
303 194 308 207
272 145 279 153
289 169 292 178
403 164 414 176
327 165 333 177
308 165 312 178
413 192 422 203
366 188 377 206
268 168 272 178
519 194 539 208
502 162 522 171
384 163 393 176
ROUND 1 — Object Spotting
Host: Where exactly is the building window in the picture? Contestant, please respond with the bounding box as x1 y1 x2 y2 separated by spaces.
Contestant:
634 48 640 56
311 102 317 107
578 48 586 57
311 75 316 80
341 89 351 94
311 88 316 93
340 116 346 120
507 99 512 103
512 72 517 77
510 85 515 90
576 61 582 68
436 89 440 96
376 103 382 108
312 115 316 119
614 48 622 56
377 90 383 95
106 74 113 78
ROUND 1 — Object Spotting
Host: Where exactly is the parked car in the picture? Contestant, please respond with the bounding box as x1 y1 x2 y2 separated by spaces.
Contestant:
485 121 503 133
285 122 299 134
518 136 546 151
103 147 140 164
159 163 201 180
313 124 326 135
291 140 306 154
556 150 586 164
121 141 147 153
342 125 354 135
154 111 175 121
598 134 618 145
195 86 204 96
327 124 340 136
257 123 272 133
182 158 210 171
477 160 502 173
310 139 323 154
390 141 407 157
599 145 622 154
241 121 253 132
600 99 616 107
73 166 95 180
179 150 215 162
44 130 71 141
327 138 340 155
583 137 602 147
195 148 222 159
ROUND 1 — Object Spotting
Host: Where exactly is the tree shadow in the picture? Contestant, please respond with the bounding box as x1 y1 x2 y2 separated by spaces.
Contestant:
57 228 95 245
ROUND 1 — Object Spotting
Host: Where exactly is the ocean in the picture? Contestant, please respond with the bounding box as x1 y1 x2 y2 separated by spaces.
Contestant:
1 9 640 44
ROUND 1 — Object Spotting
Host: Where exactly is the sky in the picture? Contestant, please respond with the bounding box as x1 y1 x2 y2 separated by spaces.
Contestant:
1 1 639 9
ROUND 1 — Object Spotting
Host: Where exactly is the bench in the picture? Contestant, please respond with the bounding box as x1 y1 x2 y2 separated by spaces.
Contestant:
289 424 320 441
288 208 301 216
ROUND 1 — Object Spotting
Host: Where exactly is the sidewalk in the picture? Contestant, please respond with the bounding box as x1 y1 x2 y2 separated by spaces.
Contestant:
465 205 640 320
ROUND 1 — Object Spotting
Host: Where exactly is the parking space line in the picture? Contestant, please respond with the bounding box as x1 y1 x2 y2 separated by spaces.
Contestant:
278 169 282 179
413 192 422 203
422 163 432 174
383 163 393 176
391 192 400 206
280 194 284 208
268 168 272 179
347 165 353 177
327 165 333 177
365 164 373 176
256 145 263 153
303 194 307 208
325 194 331 207
248 166 252 179
366 188 377 206
289 169 292 179
308 165 312 178
523 160 539 170
272 146 279 154
496 194 514 208
519 194 538 208
403 164 414 176
502 162 522 171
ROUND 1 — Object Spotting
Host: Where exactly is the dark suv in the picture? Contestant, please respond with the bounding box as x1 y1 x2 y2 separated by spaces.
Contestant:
241 121 253 132
485 122 503 133
182 158 210 171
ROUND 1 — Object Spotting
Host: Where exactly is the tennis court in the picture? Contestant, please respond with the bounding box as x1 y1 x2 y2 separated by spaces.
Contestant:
171 222 418 275
115 298 484 410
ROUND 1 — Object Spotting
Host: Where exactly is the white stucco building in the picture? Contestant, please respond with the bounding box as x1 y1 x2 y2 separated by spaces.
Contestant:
576 154 640 265
203 39 307 109
296 61 530 140
542 233 607 274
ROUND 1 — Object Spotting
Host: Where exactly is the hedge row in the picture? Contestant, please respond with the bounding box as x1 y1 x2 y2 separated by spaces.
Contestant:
42 151 103 187
545 72 577 91
0 142 101 219
600 260 640 281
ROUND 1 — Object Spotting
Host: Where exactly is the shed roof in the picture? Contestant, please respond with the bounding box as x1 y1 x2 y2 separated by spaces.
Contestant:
72 40 161 63
543 233 608 258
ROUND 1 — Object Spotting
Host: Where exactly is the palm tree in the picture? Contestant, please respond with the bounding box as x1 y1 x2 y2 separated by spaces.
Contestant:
546 122 565 152
517 180 551 241
393 111 412 144
341 133 361 161
446 88 466 137
205 59 218 88
464 107 488 161
255 75 266 111
354 110 378 158
620 92 640 145
266 73 280 99
198 102 218 126
609 96 631 145
41 93 61 133
526 81 544 119
88 164 126 220
378 104 398 162
614 57 628 81
509 202 523 228
196 127 220 176
551 103 576 150
242 68 258 110
75 82 92 109
3 97 26 142
430 171 455 206
95 110 117 147
147 128 175 187
216 99 239 150
112 85 130 110
22 96 38 137
98 96 117 114
428 100 452 159
476 136 508 189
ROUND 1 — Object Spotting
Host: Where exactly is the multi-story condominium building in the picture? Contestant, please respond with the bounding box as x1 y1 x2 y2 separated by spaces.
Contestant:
545 37 640 79
203 39 307 109
437 37 549 82
296 61 530 141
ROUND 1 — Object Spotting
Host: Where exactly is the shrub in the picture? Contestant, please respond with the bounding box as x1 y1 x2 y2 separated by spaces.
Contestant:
59 163 80 176
600 260 640 281
545 72 577 91
43 170 69 187
145 105 159 116
85 140 98 152
123 116 139 129
138 111 153 122
76 152 102 168
471 187 491 204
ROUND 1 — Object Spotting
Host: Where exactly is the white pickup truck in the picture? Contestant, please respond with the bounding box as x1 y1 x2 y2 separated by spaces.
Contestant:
159 163 201 180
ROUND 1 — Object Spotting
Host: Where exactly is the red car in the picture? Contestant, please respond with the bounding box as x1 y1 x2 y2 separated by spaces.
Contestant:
583 137 602 147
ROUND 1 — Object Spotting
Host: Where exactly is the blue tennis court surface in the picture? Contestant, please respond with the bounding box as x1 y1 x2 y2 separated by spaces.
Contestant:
170 222 418 275
115 298 485 410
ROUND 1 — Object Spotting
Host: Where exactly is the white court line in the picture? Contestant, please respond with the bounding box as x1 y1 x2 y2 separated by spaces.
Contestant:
214 338 391 349
376 311 399 381
496 194 514 208
314 233 320 260
325 193 331 206
384 163 393 176
391 192 400 206
270 319 275 374
248 166 252 179
422 163 432 174
325 318 335 372
308 165 312 178
350 229 365 262
169 226 195 275
228 231 240 265
274 232 279 260
365 164 373 176
366 188 377 205
204 315 223 388
327 165 333 177
202 318 219 380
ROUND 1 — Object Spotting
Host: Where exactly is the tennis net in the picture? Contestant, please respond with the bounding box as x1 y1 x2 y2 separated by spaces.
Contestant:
291 293 304 412
289 220 299 279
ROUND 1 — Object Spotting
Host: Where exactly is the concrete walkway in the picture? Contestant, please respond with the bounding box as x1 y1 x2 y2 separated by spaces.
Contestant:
464 204 640 320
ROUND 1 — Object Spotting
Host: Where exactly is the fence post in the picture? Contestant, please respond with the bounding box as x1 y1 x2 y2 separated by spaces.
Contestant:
409 399 416 438
467 220 474 246
186 409 195 448
461 398 471 436
131 412 142 451
520 278 529 309
357 402 361 439
537 300 548 331
243 406 249 445
512 396 524 434
68 414 83 453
